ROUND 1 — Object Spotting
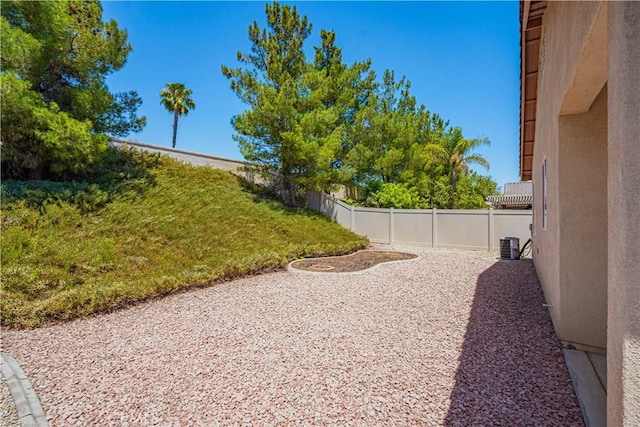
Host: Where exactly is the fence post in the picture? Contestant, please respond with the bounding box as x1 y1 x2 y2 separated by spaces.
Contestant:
389 208 394 245
432 208 438 248
350 205 355 232
488 208 494 252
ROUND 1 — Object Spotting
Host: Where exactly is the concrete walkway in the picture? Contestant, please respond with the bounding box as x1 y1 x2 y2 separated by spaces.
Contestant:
1 353 49 427
564 348 607 427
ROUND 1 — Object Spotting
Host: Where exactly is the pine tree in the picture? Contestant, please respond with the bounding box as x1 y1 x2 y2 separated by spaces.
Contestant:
222 2 373 206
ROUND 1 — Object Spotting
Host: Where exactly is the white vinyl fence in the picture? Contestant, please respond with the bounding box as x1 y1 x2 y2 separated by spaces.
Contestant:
307 192 532 252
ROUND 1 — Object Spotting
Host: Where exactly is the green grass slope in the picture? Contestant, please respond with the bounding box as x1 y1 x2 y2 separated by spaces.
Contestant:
1 152 367 328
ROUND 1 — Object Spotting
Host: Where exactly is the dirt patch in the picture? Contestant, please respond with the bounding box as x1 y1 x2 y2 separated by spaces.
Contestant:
289 250 417 273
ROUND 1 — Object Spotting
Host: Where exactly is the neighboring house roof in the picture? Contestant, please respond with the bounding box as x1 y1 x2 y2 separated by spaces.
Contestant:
487 194 533 209
520 1 548 181
504 181 533 195
487 181 533 209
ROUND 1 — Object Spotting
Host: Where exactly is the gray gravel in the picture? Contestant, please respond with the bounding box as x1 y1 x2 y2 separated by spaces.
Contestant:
0 374 18 427
1 249 584 426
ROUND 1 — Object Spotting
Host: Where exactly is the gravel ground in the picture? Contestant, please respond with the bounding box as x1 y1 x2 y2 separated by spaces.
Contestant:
0 374 19 427
1 249 584 426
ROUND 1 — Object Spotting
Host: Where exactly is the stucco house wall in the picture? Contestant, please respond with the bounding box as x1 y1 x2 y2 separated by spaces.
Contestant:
606 3 640 425
524 1 639 424
531 0 607 351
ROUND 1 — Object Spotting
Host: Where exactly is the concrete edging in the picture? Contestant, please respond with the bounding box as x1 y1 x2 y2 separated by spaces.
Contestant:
1 352 49 427
563 348 607 427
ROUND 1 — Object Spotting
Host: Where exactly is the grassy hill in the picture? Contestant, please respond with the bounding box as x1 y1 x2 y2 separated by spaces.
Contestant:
1 150 367 328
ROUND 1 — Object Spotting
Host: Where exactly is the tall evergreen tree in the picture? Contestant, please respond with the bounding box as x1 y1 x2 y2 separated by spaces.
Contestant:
160 83 196 148
400 106 449 197
296 30 375 192
0 0 145 179
223 2 373 206
222 2 312 206
348 70 420 184
0 1 146 137
222 1 496 209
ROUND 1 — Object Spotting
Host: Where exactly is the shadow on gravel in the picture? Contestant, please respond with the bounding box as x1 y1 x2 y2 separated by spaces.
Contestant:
443 259 585 426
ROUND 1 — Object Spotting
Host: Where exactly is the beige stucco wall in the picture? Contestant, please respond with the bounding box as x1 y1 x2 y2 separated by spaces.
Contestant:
532 1 639 423
109 139 265 183
607 2 640 425
557 87 608 349
532 1 608 350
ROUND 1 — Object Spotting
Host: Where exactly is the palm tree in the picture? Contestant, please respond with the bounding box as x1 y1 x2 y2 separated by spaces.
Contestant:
443 128 490 208
160 83 195 148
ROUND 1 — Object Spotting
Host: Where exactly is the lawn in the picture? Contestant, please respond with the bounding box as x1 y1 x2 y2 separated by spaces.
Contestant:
0 150 368 328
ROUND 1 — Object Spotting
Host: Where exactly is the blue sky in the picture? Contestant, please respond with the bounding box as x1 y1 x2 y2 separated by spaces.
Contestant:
102 1 521 188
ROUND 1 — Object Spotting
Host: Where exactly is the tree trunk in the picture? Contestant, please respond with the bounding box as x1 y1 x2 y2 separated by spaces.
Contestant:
449 169 457 209
172 111 179 148
28 163 44 181
282 175 296 207
279 155 297 207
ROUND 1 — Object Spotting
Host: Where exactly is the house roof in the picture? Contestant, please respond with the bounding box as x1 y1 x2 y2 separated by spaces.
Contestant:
520 1 547 181
487 194 533 208
487 180 533 208
503 181 533 195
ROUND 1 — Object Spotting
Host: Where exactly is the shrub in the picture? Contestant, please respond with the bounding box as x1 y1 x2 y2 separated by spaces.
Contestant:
366 182 429 209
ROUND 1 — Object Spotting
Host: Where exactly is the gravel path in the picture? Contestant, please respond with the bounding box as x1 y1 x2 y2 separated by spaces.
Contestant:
1 249 583 426
0 374 19 427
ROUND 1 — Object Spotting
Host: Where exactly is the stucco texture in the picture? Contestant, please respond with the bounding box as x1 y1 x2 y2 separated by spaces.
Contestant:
532 0 608 350
529 1 639 424
607 2 640 426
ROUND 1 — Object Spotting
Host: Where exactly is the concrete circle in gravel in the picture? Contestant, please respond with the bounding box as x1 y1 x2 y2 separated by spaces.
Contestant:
288 249 418 274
